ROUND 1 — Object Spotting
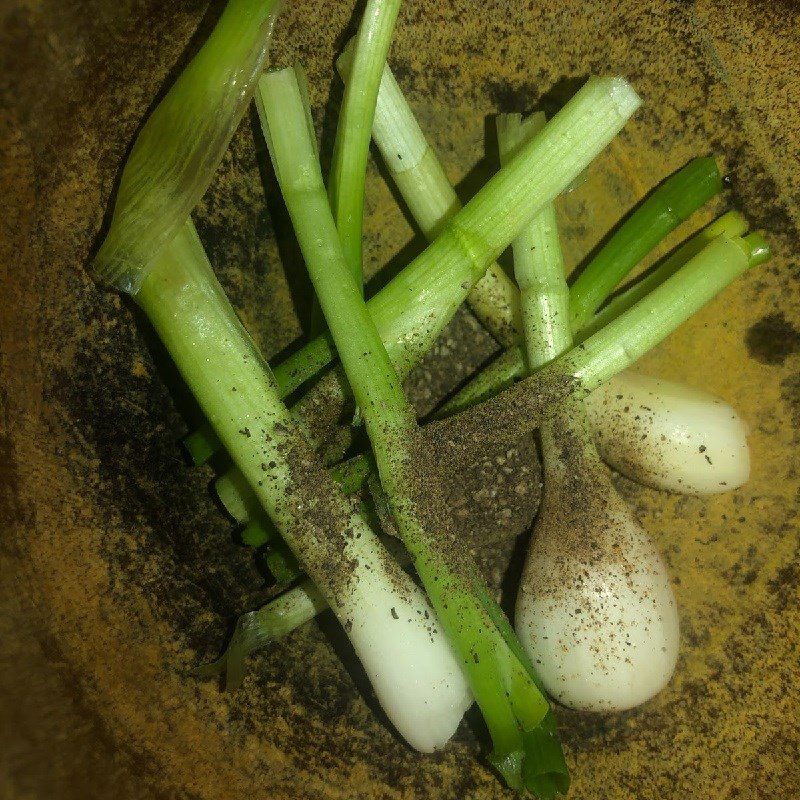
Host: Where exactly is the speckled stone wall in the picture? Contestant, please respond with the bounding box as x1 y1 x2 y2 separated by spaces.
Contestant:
1 1 798 798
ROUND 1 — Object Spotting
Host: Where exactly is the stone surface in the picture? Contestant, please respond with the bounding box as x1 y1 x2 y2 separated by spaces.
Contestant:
1 1 798 798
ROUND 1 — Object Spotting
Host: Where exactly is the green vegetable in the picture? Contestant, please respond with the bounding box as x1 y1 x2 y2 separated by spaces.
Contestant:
579 209 748 339
183 71 643 468
263 541 304 585
439 209 750 417
259 65 572 796
194 234 766 741
337 48 522 345
271 74 643 397
113 221 473 753
497 112 679 714
428 233 768 469
568 156 723 331
194 578 328 691
495 112 569 368
328 1 401 287
93 0 282 292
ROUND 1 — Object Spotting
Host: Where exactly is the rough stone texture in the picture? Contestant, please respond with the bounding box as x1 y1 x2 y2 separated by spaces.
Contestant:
1 1 798 798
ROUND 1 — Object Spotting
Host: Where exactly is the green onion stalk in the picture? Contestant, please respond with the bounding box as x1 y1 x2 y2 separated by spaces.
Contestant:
259 65 572 797
337 39 522 345
183 68 646 469
205 72 646 533
199 193 768 703
496 112 675 712
112 222 477 753
306 0 400 332
327 0 401 287
201 68 738 525
91 6 477 753
426 232 767 470
331 60 756 498
95 0 283 293
438 209 750 417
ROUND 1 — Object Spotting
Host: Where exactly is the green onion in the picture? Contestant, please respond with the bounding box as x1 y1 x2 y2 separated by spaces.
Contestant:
271 75 642 397
428 233 767 469
241 517 274 548
495 112 569 368
263 541 304 585
568 156 723 332
196 230 768 712
194 578 328 691
328 2 401 287
578 209 747 340
259 64 568 796
182 425 222 466
338 49 522 345
107 213 472 753
211 219 769 532
204 74 643 512
183 71 641 467
498 112 679 712
93 0 282 293
439 209 749 417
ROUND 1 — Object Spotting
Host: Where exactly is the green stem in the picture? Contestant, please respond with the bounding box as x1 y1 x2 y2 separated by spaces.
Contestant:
577 209 747 340
568 156 723 331
195 235 766 730
496 112 569 370
337 51 521 346
263 541 304 584
93 0 282 292
136 222 391 598
328 3 401 287
439 210 748 417
259 66 567 795
193 578 328 691
129 220 473 753
183 74 641 465
182 425 222 466
428 233 765 469
272 76 641 397
215 223 765 525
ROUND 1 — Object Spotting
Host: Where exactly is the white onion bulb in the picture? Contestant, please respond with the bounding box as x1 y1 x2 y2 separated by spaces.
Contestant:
516 421 679 712
587 371 750 494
